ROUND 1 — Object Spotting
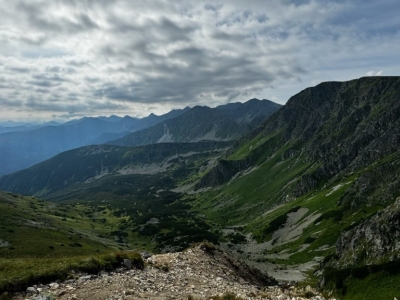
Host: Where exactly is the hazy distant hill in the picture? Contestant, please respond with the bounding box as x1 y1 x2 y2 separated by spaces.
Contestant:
0 121 62 134
0 108 189 176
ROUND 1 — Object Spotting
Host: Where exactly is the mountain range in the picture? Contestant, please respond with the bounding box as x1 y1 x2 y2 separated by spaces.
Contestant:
0 77 399 299
109 99 281 148
0 99 280 176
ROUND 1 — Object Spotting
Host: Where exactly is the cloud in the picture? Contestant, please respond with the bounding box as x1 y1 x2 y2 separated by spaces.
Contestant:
366 70 384 76
17 1 100 35
0 0 399 121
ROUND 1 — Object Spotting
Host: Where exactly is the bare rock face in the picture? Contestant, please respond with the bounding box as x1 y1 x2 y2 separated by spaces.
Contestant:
329 198 400 269
13 244 333 300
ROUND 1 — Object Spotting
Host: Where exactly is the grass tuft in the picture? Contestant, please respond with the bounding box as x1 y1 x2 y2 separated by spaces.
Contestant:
211 292 244 300
0 251 144 294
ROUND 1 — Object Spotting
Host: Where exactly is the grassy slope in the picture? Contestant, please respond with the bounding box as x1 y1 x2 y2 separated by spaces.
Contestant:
342 272 400 300
0 191 149 293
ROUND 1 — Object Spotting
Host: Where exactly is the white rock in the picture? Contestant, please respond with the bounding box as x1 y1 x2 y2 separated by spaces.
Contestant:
26 286 36 294
49 282 59 289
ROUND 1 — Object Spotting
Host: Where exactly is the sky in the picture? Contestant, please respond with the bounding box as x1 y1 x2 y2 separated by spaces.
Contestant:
0 0 399 122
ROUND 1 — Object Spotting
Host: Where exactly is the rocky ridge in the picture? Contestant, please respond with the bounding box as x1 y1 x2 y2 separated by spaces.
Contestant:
14 244 332 300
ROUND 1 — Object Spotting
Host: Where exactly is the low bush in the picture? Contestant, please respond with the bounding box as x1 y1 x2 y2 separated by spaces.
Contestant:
114 251 144 270
0 292 11 300
304 236 316 244
314 208 345 224
200 242 217 253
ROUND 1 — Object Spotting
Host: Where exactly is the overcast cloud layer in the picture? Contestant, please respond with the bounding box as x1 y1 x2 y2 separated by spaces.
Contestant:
0 0 399 121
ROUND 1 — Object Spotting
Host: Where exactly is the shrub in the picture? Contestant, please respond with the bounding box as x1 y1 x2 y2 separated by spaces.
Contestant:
114 251 144 270
161 264 170 272
227 233 246 244
314 208 345 224
304 236 316 244
304 291 316 298
200 242 216 253
153 263 168 271
0 292 11 300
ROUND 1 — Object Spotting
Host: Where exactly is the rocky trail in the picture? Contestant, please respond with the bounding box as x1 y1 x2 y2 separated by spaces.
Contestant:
14 244 333 300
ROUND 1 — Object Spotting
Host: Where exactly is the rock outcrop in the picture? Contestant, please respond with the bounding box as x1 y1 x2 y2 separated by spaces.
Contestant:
326 198 400 269
318 198 400 292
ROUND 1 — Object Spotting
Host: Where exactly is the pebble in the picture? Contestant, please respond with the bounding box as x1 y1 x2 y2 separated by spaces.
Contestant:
26 287 36 294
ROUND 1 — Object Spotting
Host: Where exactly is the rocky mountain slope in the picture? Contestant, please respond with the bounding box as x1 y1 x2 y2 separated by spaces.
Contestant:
191 76 400 298
215 98 281 125
318 197 400 296
108 106 243 146
13 244 331 300
107 99 281 147
328 197 400 269
199 76 400 193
